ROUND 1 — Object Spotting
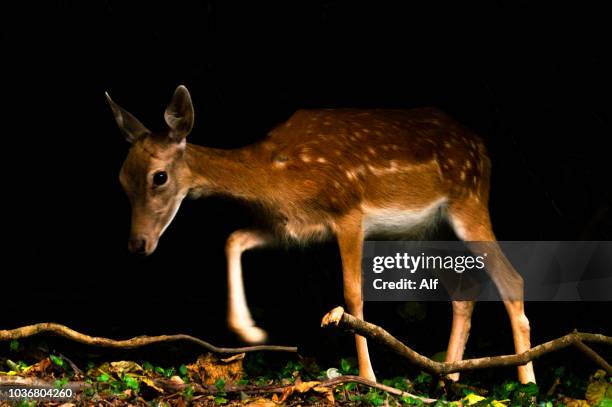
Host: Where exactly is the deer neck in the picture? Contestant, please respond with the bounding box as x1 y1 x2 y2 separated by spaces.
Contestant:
185 143 267 201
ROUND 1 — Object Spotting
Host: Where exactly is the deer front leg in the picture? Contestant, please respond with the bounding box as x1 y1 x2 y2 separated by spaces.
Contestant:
335 211 377 382
226 229 271 344
449 200 536 384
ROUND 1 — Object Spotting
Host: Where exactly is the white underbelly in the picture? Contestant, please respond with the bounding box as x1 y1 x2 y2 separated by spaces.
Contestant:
362 197 447 237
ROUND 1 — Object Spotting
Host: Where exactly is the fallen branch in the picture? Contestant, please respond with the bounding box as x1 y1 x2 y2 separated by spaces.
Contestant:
321 306 612 376
0 323 297 354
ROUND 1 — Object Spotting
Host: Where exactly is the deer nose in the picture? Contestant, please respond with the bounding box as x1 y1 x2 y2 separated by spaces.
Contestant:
128 235 148 254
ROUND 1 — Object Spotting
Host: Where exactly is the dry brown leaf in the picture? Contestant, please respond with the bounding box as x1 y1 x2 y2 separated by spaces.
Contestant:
586 369 611 406
23 358 52 376
244 398 277 407
187 353 244 385
273 380 324 404
560 397 590 407
109 361 143 375
313 385 335 404
141 377 164 393
295 381 321 392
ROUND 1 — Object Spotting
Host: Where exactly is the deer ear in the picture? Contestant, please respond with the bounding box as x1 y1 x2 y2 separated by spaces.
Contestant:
105 92 151 144
164 85 194 142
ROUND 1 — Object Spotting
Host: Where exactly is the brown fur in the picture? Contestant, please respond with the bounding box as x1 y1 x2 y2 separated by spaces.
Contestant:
185 108 487 242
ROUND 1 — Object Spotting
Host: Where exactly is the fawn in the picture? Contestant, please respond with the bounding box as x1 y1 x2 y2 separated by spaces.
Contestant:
106 85 535 384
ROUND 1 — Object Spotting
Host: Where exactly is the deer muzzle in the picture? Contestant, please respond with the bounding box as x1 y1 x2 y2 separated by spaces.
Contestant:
127 233 157 255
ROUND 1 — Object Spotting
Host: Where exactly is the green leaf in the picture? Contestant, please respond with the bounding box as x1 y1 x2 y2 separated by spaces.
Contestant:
110 380 124 394
401 396 425 406
183 385 194 401
401 395 423 406
364 389 386 406
50 355 65 368
214 396 228 404
9 340 19 352
519 382 539 396
179 364 188 376
54 377 69 389
345 382 357 391
415 372 432 385
340 358 352 374
123 375 139 392
142 361 154 371
215 378 226 391
430 351 447 363
504 381 518 392
97 373 110 382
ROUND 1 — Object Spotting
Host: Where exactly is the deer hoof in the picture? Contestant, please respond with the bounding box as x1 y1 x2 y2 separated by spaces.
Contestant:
233 326 268 344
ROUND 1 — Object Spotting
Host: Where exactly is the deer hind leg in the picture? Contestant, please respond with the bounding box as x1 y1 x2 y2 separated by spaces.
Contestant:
226 229 271 344
444 300 475 381
335 211 377 382
448 199 536 384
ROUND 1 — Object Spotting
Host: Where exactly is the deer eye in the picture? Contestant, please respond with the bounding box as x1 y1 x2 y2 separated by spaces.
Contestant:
152 171 168 186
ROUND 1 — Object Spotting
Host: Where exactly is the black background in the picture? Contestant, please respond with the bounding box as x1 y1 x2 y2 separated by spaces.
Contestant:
3 0 611 381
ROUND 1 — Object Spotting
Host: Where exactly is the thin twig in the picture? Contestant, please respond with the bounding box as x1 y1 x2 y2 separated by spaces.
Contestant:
59 352 84 377
319 375 437 404
573 339 612 375
0 323 297 354
321 306 612 375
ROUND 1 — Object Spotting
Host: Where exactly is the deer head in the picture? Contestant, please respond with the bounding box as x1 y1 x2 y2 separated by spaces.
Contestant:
106 85 195 255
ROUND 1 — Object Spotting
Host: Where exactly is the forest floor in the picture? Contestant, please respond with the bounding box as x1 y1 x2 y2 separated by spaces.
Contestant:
0 339 610 407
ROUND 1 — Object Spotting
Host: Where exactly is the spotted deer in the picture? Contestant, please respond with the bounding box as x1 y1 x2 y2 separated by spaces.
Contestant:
106 85 535 384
